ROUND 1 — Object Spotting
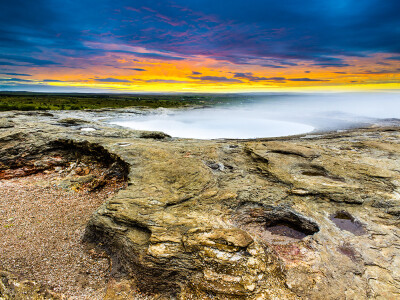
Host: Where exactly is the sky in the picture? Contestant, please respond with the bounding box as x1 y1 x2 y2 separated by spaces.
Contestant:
0 0 399 93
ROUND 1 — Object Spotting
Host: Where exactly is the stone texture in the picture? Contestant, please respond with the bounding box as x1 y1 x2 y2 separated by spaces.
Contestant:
0 271 60 300
2 111 400 299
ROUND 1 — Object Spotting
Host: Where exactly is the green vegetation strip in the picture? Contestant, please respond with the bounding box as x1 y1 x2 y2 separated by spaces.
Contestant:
0 92 245 111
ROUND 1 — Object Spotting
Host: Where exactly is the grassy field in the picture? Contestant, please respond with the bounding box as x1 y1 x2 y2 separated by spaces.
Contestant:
0 92 245 111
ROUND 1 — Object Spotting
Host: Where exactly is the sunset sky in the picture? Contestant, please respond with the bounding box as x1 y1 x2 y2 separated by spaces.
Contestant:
0 0 399 92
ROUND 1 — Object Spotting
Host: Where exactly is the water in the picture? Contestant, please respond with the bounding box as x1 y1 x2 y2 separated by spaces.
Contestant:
112 92 400 139
330 211 366 236
266 224 309 240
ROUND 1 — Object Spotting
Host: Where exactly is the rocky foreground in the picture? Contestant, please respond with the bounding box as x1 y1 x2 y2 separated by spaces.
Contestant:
1 111 400 299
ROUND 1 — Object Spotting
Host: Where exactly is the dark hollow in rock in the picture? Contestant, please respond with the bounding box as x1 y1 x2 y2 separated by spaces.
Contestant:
0 138 130 184
298 164 345 182
50 139 130 180
266 223 309 239
83 219 186 297
234 202 320 241
330 211 366 236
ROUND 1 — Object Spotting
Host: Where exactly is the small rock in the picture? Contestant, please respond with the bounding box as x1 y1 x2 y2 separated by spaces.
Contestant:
58 118 88 125
75 167 83 175
0 119 14 128
290 188 311 195
206 161 225 171
139 131 171 139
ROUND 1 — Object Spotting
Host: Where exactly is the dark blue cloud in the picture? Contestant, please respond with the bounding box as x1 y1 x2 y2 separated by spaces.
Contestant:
108 50 185 61
0 0 399 71
0 83 119 93
360 69 400 74
0 62 20 66
125 68 146 71
0 77 33 82
288 78 330 82
313 63 351 68
259 64 287 69
0 54 60 66
94 78 131 83
189 76 242 83
234 73 286 81
145 79 189 83
0 72 31 76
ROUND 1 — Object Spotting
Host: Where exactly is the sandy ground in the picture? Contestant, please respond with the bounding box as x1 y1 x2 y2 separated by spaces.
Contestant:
0 170 126 299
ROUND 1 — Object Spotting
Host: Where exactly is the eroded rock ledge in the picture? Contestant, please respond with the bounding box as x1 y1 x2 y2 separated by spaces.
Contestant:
2 113 400 299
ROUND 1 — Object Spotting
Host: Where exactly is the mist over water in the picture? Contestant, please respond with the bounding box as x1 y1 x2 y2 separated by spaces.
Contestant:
112 93 400 139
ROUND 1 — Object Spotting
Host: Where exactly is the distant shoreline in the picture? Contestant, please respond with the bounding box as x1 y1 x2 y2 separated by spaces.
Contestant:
0 92 252 111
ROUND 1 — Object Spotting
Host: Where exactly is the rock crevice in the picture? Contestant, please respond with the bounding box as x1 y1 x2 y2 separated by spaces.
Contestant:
2 113 400 299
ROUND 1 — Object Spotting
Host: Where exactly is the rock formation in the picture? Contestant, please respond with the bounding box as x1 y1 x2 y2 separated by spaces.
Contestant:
1 112 400 299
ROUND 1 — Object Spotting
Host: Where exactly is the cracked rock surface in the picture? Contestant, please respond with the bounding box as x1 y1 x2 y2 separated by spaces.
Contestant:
1 112 400 299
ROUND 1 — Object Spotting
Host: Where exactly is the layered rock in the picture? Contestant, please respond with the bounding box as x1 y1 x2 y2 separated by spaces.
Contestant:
2 112 400 299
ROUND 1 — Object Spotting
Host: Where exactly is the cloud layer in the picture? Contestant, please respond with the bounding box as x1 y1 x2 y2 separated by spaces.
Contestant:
0 0 399 91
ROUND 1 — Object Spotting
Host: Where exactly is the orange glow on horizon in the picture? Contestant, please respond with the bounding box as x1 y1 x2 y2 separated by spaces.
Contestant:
3 51 399 93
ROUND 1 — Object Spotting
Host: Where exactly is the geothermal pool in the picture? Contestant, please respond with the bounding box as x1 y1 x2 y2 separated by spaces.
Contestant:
112 93 400 139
